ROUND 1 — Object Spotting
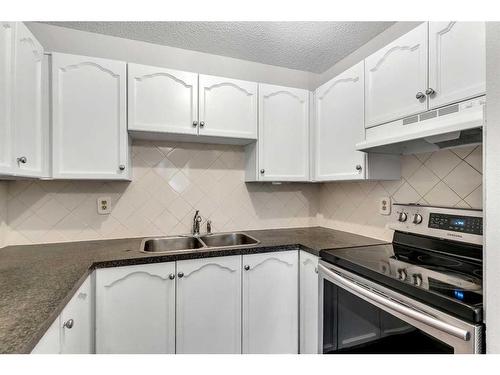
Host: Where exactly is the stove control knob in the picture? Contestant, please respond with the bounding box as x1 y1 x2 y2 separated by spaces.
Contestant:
412 274 423 287
398 212 408 222
413 214 423 224
397 269 407 281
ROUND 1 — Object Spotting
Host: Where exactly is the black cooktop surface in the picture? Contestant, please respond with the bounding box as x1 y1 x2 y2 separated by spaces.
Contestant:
320 232 483 323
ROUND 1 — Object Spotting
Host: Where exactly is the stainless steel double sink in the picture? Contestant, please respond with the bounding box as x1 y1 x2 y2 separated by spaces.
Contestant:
140 232 260 253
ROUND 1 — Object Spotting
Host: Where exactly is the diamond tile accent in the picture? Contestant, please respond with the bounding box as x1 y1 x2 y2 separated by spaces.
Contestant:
319 147 483 241
0 141 483 247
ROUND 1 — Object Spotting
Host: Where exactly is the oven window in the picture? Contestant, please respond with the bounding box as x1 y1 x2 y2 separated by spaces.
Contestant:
322 280 454 354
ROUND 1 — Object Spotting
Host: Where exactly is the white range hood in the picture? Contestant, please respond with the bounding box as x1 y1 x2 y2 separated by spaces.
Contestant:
356 97 485 155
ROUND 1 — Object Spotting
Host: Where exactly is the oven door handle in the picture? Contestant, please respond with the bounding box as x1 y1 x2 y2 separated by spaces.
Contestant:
318 264 470 341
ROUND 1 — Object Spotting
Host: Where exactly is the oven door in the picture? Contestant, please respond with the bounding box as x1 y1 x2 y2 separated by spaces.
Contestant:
318 261 483 354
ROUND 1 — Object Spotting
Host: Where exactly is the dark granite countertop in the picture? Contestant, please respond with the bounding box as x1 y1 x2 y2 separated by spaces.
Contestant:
0 226 386 354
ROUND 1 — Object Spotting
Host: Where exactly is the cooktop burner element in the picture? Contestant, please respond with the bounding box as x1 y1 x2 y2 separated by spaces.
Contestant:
320 204 483 323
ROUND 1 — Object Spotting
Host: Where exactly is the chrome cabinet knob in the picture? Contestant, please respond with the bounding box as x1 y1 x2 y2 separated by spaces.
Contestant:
63 319 74 329
168 273 175 280
199 121 205 128
398 212 408 222
17 156 27 164
415 92 426 100
192 120 198 127
425 88 436 96
119 164 126 171
260 169 265 174
413 213 423 224
244 265 250 271
355 164 362 171
177 272 184 278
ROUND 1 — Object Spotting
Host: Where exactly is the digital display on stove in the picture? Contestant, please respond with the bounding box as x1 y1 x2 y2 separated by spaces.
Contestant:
429 213 482 235
451 218 465 227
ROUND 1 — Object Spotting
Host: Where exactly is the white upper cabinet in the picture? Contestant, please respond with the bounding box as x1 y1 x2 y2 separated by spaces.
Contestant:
365 22 428 128
242 250 298 354
198 74 257 139
95 263 176 354
428 22 485 109
314 62 366 181
176 256 241 354
51 53 129 180
254 84 309 181
128 63 198 135
0 23 14 176
13 22 44 177
1 22 45 178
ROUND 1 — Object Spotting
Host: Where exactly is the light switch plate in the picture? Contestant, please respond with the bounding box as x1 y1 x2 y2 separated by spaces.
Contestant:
379 197 391 215
97 196 112 215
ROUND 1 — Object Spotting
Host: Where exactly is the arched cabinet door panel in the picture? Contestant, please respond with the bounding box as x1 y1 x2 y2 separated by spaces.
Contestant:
428 22 485 109
257 84 310 181
314 61 365 181
365 22 428 128
242 250 299 353
176 255 242 354
51 53 129 180
95 262 176 353
128 63 198 135
198 74 257 140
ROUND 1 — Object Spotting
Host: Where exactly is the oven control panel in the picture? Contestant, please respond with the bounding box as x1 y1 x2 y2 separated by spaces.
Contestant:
389 204 483 245
428 213 483 235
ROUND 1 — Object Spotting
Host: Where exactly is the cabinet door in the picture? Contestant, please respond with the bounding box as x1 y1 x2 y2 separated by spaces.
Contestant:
428 22 485 109
299 251 319 354
31 318 61 354
365 22 428 127
198 74 257 139
0 22 14 175
13 22 44 177
128 63 198 135
258 84 309 181
242 250 298 353
314 62 366 181
52 53 129 179
96 262 176 354
60 276 93 354
176 256 241 354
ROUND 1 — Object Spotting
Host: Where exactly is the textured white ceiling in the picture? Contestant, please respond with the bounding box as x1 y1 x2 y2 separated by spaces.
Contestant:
42 22 395 73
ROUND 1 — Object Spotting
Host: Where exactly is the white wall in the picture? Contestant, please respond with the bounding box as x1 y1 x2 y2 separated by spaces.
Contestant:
485 21 500 354
312 21 422 88
26 22 317 90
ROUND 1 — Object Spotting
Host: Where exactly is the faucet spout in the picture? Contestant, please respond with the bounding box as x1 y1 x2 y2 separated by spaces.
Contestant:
192 210 202 236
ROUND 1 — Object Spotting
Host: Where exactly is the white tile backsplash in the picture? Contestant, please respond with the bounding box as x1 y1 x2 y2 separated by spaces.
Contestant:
0 144 483 248
318 146 484 241
2 141 319 246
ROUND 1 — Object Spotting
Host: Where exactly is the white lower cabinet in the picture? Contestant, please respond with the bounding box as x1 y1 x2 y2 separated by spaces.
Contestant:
32 276 93 354
299 251 319 354
176 256 242 354
31 317 61 354
95 262 176 354
242 250 299 353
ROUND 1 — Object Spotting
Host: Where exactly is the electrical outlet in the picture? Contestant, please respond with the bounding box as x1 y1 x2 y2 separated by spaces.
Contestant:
97 196 112 215
379 197 391 215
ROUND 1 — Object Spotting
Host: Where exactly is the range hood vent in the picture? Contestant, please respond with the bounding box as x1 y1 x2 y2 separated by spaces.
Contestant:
357 97 485 155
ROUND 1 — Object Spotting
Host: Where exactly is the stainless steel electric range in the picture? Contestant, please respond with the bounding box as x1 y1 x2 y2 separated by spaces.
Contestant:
319 204 484 354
